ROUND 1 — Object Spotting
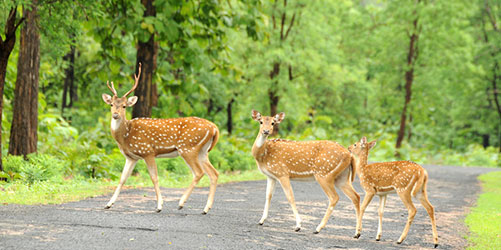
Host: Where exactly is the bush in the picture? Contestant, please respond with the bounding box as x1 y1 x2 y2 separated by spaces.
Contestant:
2 154 66 184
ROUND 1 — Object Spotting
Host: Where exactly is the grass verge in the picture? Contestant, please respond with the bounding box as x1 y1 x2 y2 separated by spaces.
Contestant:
0 169 266 205
465 171 501 249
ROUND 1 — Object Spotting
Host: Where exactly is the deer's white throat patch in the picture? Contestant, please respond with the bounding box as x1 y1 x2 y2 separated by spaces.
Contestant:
111 118 121 131
255 134 267 148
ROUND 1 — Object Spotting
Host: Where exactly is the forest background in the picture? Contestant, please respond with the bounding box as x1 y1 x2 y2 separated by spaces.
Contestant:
0 0 499 198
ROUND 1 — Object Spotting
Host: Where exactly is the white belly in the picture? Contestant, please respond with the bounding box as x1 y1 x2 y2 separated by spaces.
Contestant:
291 176 316 182
157 150 179 158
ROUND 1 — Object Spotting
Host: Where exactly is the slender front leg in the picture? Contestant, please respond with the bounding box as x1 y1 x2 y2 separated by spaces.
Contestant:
356 191 375 238
259 177 277 225
376 195 387 241
144 156 163 212
278 177 302 231
106 157 138 209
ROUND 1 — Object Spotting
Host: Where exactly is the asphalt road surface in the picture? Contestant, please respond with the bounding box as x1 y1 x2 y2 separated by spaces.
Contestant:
1 165 498 250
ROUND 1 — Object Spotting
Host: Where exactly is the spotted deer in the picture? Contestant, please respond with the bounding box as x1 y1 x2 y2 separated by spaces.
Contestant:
251 110 361 235
101 64 220 214
349 137 438 247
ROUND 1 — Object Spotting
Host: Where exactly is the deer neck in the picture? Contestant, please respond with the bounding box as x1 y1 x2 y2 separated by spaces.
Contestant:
110 118 130 145
352 153 369 177
252 133 268 161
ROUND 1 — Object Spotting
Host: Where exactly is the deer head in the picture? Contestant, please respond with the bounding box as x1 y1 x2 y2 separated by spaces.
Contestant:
101 63 142 126
348 136 377 160
251 110 285 137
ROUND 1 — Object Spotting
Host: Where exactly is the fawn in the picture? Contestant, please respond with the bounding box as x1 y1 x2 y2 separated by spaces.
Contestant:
349 137 438 247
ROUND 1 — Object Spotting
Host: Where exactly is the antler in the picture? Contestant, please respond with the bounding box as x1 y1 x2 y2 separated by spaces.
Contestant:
123 62 142 97
107 81 118 96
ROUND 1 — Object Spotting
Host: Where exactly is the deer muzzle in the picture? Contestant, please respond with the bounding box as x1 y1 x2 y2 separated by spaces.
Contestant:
112 113 120 119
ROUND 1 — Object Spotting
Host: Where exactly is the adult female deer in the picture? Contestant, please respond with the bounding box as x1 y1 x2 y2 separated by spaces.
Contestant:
349 137 438 247
101 64 220 214
251 110 361 235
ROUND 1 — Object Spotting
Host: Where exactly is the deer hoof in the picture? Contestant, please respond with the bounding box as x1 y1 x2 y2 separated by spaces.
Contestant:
397 241 402 244
104 205 112 209
178 206 183 210
354 233 361 239
313 231 319 234
294 227 301 232
434 244 438 248
258 222 264 226
155 209 162 213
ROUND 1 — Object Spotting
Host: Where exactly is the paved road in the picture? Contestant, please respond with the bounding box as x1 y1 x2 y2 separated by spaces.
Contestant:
1 165 498 250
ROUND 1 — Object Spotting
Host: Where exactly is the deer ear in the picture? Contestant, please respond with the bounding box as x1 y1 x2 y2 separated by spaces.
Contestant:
368 140 377 150
361 136 367 144
251 110 262 121
274 112 285 123
127 96 138 106
102 94 112 105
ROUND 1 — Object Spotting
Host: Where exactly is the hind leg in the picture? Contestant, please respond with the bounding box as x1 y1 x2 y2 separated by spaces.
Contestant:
178 155 204 210
201 158 219 214
336 174 361 238
418 189 438 247
314 175 340 234
397 190 417 244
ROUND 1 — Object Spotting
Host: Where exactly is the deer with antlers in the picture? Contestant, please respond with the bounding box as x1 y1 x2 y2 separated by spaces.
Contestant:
251 110 361 235
101 63 220 214
349 137 438 247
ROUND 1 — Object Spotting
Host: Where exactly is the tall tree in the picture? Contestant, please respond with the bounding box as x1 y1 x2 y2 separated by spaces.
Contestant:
9 0 40 157
0 6 24 172
396 6 421 152
132 0 156 118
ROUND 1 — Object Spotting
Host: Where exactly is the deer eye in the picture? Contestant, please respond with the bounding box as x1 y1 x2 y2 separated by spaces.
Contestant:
271 122 275 125
354 143 357 147
110 104 113 107
259 121 263 124
123 105 126 108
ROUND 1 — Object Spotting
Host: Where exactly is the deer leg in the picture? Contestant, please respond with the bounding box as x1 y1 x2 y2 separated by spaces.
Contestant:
105 157 138 209
278 177 302 231
418 188 438 248
201 159 219 214
178 156 204 210
357 191 375 238
314 177 340 234
376 195 387 241
144 156 163 212
259 177 277 225
397 191 417 244
338 180 361 238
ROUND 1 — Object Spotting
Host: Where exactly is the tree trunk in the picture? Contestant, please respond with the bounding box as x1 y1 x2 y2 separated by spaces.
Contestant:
226 98 234 135
61 45 75 116
132 0 156 118
396 16 419 154
0 8 22 172
9 1 40 157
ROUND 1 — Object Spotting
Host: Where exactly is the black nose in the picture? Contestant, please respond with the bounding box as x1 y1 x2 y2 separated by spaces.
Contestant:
112 113 119 119
263 130 270 135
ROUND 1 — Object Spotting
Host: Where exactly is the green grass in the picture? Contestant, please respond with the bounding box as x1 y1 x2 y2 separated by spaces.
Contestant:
465 171 501 250
0 169 266 205
0 177 112 205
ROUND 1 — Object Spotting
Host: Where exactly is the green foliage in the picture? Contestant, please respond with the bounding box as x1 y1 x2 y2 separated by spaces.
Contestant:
465 171 501 249
2 154 66 184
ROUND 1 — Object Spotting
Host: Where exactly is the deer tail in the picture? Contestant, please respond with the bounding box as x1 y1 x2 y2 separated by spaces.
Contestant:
208 126 219 153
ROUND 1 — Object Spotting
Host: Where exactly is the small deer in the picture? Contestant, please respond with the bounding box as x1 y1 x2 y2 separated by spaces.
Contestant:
251 110 361 235
101 63 220 214
349 137 438 247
